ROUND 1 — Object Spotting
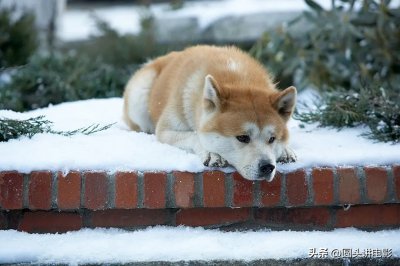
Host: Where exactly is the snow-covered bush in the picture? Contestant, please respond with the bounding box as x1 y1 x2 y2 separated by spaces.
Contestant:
251 0 400 142
0 52 135 111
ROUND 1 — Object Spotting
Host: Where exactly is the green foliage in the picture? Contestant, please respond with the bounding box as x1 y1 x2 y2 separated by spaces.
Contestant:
252 0 400 90
251 0 400 142
0 115 114 142
0 7 38 68
295 84 400 143
0 52 136 111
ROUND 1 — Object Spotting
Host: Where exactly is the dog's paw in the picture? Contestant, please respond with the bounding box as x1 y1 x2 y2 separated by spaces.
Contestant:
278 147 297 163
203 152 229 167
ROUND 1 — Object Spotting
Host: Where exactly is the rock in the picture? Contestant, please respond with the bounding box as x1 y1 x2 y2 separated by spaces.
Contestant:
203 12 298 43
153 11 301 44
153 16 201 43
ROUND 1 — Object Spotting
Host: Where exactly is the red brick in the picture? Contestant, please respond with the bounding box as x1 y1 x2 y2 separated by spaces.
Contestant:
260 172 282 206
18 211 82 233
84 172 108 210
176 207 251 227
365 167 388 203
312 168 334 205
338 167 360 204
144 172 166 209
90 209 171 228
393 165 400 201
286 169 308 206
29 171 52 210
0 172 23 210
115 172 137 209
255 207 331 228
57 171 81 210
173 172 195 208
336 204 400 228
203 171 225 207
232 172 254 207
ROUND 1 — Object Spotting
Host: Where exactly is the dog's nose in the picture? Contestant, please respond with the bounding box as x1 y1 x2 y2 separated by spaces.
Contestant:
259 160 275 176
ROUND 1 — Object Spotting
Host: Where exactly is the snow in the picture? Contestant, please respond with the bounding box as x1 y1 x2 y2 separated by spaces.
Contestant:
153 0 332 29
0 98 204 174
58 0 332 41
0 93 399 174
0 227 398 264
59 7 143 41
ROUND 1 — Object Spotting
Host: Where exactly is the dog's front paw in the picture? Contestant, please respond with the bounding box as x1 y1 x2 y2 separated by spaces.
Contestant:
278 147 297 163
203 152 229 167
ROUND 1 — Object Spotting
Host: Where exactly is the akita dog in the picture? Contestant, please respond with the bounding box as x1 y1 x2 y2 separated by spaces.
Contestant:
123 45 297 181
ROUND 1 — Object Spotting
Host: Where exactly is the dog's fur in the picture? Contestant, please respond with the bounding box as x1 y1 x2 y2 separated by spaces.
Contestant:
123 45 296 181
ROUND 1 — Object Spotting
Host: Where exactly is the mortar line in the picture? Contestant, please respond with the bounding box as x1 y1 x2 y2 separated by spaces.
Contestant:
194 172 203 207
332 167 340 206
280 172 287 207
253 180 261 208
166 172 175 208
80 172 86 209
386 165 396 203
51 171 58 210
107 172 116 209
306 168 313 206
357 166 368 204
23 173 29 209
137 172 144 208
225 173 233 208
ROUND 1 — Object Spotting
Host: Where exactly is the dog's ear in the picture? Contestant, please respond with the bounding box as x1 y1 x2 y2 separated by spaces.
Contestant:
272 86 297 121
203 74 221 111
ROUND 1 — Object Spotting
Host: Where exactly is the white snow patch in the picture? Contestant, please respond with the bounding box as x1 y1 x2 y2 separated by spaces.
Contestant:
58 6 144 41
0 95 399 173
58 0 333 41
0 227 399 264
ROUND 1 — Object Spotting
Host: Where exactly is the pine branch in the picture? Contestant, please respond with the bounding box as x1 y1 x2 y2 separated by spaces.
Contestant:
296 85 400 143
51 123 115 137
0 116 114 142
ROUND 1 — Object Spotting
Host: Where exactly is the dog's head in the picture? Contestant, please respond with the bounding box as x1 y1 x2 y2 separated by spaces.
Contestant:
198 75 296 181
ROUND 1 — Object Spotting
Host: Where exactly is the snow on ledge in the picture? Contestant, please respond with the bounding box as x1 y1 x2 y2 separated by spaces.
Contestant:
0 97 399 174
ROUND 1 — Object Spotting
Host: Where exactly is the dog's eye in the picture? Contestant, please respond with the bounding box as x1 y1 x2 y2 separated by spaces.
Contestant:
268 136 275 144
236 135 250 143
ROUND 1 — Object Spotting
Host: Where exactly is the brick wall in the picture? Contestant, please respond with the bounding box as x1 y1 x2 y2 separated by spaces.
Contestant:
1 165 399 233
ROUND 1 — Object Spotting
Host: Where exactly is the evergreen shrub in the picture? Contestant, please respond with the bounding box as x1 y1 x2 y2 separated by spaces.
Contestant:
0 52 135 111
0 7 38 68
251 0 400 142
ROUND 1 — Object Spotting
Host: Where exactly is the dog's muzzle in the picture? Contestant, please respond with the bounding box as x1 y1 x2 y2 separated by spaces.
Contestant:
258 160 275 181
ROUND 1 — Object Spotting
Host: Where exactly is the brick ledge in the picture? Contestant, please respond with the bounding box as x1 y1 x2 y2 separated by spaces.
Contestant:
1 165 399 232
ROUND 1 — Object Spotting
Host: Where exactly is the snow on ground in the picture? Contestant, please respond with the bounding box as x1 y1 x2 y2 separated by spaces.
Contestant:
0 92 399 174
58 0 333 41
0 227 399 264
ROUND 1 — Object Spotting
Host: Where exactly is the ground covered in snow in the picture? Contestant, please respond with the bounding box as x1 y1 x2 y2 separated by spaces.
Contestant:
59 0 333 41
0 94 399 174
0 227 399 264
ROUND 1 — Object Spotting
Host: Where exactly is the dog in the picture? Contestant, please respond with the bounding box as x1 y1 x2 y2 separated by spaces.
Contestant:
123 45 297 181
